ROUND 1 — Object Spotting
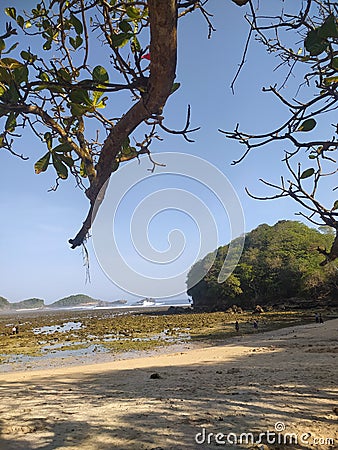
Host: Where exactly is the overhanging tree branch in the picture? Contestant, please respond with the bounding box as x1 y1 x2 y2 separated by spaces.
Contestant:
68 0 178 248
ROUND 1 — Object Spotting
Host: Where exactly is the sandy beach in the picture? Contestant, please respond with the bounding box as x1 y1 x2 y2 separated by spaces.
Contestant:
0 319 337 450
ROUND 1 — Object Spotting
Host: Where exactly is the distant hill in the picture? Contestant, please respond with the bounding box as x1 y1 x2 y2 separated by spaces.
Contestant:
12 298 45 310
0 297 44 310
0 296 10 310
49 294 101 308
49 294 127 308
0 294 128 310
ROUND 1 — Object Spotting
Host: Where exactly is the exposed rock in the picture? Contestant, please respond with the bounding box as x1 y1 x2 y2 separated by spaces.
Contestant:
150 372 162 379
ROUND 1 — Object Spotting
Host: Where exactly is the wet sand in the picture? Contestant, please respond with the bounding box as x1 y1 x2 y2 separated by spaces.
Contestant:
0 319 337 449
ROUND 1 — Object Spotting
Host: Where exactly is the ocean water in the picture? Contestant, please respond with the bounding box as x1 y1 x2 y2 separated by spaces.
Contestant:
40 298 192 312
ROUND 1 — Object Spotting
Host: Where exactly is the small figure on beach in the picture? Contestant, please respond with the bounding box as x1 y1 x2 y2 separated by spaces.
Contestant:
253 320 258 330
315 313 319 323
11 325 19 335
319 313 324 324
235 321 239 332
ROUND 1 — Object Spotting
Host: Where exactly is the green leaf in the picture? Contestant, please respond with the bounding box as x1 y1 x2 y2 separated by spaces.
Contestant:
52 153 68 179
70 103 88 116
304 29 328 56
0 58 23 69
80 160 87 178
20 50 37 63
59 154 74 168
119 20 132 33
43 39 52 51
0 67 11 84
332 58 338 71
122 137 130 152
297 118 316 132
318 15 338 39
131 36 141 53
57 68 71 82
34 152 50 174
70 14 83 35
70 35 83 50
69 89 91 105
44 132 53 150
1 82 19 103
111 32 133 48
92 66 109 83
121 143 136 158
20 50 30 61
94 97 108 109
308 154 317 160
5 7 16 20
53 142 73 153
171 82 181 94
0 82 6 96
112 160 119 172
13 65 28 84
38 72 50 82
324 76 338 85
300 168 315 179
0 40 5 52
126 6 140 19
92 90 103 105
16 15 24 29
331 200 338 211
5 112 16 132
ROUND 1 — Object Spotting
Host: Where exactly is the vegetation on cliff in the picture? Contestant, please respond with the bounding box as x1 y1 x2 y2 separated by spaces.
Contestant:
187 221 338 311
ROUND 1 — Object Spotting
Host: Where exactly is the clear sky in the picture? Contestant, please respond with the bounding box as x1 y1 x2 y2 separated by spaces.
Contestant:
0 1 335 304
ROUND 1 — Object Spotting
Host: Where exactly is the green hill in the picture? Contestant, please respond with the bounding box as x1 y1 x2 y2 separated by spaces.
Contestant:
0 296 10 310
0 294 128 310
188 220 338 311
11 298 45 310
50 294 100 308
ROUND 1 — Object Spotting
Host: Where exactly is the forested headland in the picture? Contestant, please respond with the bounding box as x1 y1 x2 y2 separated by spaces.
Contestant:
187 221 338 311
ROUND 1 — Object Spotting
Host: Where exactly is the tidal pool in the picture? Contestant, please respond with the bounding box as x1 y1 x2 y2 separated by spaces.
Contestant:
33 321 83 335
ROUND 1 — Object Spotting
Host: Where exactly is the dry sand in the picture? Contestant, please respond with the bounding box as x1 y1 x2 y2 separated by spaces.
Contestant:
0 319 337 449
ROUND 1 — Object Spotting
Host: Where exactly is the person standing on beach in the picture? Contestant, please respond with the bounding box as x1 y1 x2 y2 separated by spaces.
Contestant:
235 321 239 332
319 313 324 324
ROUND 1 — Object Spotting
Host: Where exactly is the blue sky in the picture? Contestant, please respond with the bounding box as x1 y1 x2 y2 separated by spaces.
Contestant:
0 1 335 304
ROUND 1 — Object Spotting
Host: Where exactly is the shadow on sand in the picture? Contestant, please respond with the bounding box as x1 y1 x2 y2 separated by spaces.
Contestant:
0 323 337 449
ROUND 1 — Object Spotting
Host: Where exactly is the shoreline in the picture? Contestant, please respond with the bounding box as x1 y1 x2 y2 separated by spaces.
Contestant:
0 317 335 379
0 319 337 449
2 307 327 375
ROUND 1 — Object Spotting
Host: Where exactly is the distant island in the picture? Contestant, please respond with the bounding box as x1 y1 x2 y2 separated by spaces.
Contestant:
0 294 128 311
